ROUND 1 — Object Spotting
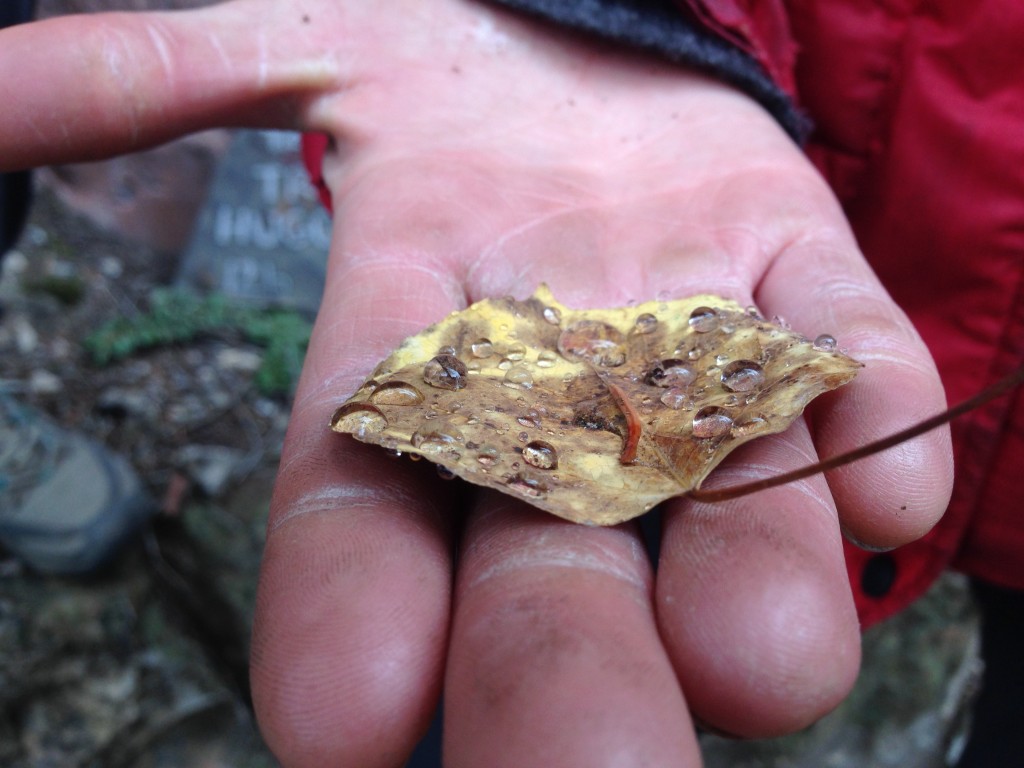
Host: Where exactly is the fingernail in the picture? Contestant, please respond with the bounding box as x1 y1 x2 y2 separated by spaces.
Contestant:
840 526 897 553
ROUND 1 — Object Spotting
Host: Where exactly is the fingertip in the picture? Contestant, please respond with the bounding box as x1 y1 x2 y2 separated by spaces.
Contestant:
251 506 452 767
815 361 954 549
658 493 861 738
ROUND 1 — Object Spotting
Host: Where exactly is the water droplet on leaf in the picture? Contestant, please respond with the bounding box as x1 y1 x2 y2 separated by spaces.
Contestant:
369 380 425 406
536 351 557 368
688 307 718 333
507 474 547 498
813 334 838 352
470 338 494 358
523 440 558 469
720 360 766 393
692 406 733 438
633 313 658 335
558 321 627 367
660 388 693 411
731 415 768 437
505 342 527 361
412 423 465 450
330 403 388 438
517 409 541 428
476 446 500 466
646 359 697 388
503 365 534 389
423 354 469 390
542 306 562 325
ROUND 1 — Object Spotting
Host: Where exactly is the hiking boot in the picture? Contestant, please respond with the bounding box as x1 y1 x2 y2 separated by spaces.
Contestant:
0 392 154 574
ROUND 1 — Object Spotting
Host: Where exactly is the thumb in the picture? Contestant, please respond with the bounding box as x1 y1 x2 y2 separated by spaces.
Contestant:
0 0 341 171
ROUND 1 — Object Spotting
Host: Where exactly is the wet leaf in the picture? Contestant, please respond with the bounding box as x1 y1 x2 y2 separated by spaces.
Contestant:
331 286 861 525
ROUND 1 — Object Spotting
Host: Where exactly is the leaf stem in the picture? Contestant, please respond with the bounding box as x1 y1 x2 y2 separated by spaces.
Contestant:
686 362 1024 503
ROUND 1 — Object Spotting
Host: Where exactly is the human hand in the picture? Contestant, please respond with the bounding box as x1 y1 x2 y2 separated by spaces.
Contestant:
0 1 953 765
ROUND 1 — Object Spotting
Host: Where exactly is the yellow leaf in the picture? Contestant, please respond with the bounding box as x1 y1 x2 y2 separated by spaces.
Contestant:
331 286 861 525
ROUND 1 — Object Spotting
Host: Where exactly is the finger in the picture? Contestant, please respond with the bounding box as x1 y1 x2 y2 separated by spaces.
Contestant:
0 0 341 170
657 422 861 738
250 249 466 767
757 226 953 547
444 495 701 767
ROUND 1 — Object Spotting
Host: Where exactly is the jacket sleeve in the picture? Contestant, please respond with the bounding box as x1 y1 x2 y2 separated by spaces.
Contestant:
482 0 806 140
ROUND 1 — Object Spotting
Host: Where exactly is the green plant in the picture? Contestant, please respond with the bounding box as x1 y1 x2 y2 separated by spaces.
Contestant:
85 288 311 396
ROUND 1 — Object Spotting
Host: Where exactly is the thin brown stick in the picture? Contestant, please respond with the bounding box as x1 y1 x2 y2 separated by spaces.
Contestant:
686 361 1024 503
606 380 643 464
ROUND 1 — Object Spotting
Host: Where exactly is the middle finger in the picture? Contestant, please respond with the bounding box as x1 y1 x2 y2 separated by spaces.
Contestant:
444 494 701 767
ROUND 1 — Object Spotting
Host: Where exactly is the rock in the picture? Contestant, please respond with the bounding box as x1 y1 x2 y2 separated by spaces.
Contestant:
96 386 159 420
215 347 263 374
12 315 38 354
175 445 247 497
27 369 63 395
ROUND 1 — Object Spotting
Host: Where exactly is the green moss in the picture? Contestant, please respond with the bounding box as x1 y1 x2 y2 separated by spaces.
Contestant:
22 274 86 305
85 288 311 396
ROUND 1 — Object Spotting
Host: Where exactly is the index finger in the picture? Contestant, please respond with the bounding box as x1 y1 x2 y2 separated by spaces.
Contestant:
0 0 339 170
250 247 466 766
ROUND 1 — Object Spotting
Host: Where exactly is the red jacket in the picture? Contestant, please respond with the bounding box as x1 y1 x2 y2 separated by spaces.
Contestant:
304 0 1024 627
681 0 1024 625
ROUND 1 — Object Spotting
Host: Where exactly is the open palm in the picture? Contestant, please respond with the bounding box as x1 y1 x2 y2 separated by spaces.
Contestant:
1 1 952 765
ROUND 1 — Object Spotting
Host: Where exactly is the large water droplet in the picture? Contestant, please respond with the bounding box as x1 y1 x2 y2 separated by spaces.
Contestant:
646 359 696 388
330 403 388 438
688 307 718 333
720 360 765 393
557 321 627 367
436 465 457 481
503 365 535 389
470 338 494 358
542 306 562 325
522 440 558 470
633 313 658 335
692 406 733 438
369 380 424 406
660 388 694 411
423 354 469 390
412 423 465 451
813 334 838 352
506 474 547 498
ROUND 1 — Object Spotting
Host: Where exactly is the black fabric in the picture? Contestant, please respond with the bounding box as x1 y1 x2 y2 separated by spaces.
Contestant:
0 0 35 258
484 0 806 141
955 580 1024 767
0 0 34 29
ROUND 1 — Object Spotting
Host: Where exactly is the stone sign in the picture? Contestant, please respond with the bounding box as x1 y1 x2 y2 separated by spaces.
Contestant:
177 130 331 317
